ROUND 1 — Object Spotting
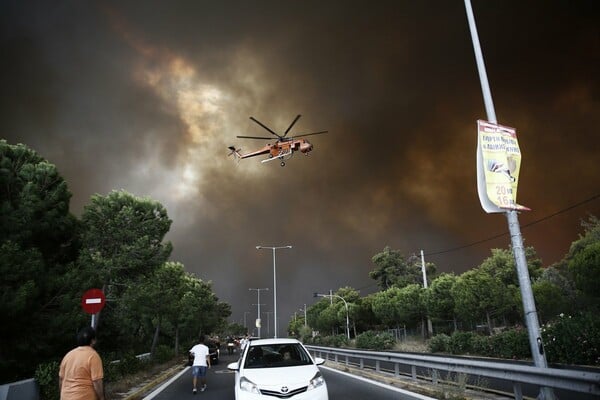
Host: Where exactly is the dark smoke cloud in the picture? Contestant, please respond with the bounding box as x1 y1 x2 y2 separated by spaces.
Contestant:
2 0 598 332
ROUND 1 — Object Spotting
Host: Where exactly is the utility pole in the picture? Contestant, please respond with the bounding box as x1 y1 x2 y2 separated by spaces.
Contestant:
243 311 250 333
464 1 553 398
420 250 433 337
249 288 268 338
262 311 273 336
303 304 307 327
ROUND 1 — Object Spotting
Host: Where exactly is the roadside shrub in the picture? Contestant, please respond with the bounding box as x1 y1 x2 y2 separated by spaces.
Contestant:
309 335 322 345
355 331 395 350
489 328 529 359
448 331 476 354
470 333 493 357
103 360 121 383
428 334 450 353
116 352 142 376
34 361 59 400
321 334 348 348
542 312 600 366
154 345 174 364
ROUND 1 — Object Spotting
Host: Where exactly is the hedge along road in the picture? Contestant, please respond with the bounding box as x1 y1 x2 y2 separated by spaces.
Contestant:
142 352 434 400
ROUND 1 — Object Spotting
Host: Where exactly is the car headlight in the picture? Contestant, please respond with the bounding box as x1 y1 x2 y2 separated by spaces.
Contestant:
307 371 325 390
240 376 260 394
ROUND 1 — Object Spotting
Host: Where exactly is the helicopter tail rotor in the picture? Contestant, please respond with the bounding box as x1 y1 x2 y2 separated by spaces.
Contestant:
227 146 242 160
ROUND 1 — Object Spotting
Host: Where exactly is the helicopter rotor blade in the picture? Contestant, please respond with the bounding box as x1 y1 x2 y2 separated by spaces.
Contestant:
293 130 328 138
236 135 274 140
249 117 282 139
283 114 302 137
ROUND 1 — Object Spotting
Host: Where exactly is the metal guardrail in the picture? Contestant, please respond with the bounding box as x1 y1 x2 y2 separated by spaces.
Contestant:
306 345 600 400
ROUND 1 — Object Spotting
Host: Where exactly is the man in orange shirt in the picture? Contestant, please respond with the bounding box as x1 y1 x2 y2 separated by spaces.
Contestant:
59 326 105 400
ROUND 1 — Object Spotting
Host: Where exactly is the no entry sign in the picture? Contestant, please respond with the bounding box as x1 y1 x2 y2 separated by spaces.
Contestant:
81 288 106 314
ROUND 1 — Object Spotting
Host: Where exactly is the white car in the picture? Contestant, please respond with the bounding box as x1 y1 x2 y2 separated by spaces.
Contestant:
227 338 329 400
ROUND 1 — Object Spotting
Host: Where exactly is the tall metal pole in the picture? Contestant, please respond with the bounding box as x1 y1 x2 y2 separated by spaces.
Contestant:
420 250 433 337
249 288 268 338
464 2 553 398
303 304 307 327
263 311 272 336
256 245 292 339
243 311 250 332
272 248 277 338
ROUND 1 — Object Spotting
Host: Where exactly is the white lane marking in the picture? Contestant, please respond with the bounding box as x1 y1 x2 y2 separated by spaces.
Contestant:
143 367 190 400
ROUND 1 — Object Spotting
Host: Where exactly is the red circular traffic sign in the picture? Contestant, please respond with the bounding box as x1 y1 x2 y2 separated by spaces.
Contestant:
81 288 106 314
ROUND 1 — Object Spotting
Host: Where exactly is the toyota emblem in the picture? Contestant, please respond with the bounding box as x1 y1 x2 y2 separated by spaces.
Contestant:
280 386 289 393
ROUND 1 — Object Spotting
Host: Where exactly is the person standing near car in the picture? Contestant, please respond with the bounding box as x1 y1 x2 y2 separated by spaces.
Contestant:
189 335 211 394
59 326 104 400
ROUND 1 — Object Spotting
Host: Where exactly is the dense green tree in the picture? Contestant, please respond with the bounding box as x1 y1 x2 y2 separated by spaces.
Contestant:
396 284 427 336
479 247 543 287
177 274 229 339
78 190 173 291
369 246 430 290
308 298 338 335
451 267 515 334
531 266 577 323
332 287 359 337
371 287 402 328
569 241 600 304
0 141 79 382
353 293 380 332
119 262 188 356
288 314 306 338
425 273 458 332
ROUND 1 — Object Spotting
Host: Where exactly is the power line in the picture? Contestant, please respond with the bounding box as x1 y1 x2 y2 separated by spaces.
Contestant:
425 193 600 257
336 195 599 295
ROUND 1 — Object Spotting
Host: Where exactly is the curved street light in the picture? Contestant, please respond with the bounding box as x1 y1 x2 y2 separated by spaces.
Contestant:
314 292 350 340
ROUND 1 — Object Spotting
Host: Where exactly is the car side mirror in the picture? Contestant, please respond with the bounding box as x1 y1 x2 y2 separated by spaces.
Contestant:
314 357 325 366
227 362 239 371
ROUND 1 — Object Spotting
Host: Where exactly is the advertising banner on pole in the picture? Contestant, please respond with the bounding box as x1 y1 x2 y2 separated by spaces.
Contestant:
477 120 530 212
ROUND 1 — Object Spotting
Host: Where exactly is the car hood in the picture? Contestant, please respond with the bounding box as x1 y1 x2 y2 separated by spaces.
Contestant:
242 365 318 386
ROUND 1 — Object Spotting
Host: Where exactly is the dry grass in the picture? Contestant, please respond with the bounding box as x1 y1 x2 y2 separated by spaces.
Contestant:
105 357 185 399
393 338 429 353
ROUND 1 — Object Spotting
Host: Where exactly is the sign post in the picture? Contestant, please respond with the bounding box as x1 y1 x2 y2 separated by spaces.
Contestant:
81 288 106 328
465 1 553 398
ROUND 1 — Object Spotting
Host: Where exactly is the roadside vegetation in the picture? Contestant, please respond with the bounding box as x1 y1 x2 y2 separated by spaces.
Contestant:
291 218 600 367
0 141 233 388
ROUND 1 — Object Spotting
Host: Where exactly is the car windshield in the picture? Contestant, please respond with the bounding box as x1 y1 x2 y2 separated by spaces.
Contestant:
244 343 313 369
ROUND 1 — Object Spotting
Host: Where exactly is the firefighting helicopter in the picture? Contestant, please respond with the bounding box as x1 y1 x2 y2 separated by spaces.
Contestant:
228 114 327 166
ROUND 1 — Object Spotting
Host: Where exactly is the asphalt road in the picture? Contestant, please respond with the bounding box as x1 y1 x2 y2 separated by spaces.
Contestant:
144 352 433 400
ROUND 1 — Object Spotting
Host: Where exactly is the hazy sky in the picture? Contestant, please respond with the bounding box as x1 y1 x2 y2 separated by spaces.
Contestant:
2 0 598 335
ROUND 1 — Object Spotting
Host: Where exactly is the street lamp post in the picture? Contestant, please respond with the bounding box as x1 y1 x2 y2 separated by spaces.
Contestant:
249 288 269 338
314 292 350 340
256 245 292 338
302 304 307 327
243 311 250 333
262 311 273 336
